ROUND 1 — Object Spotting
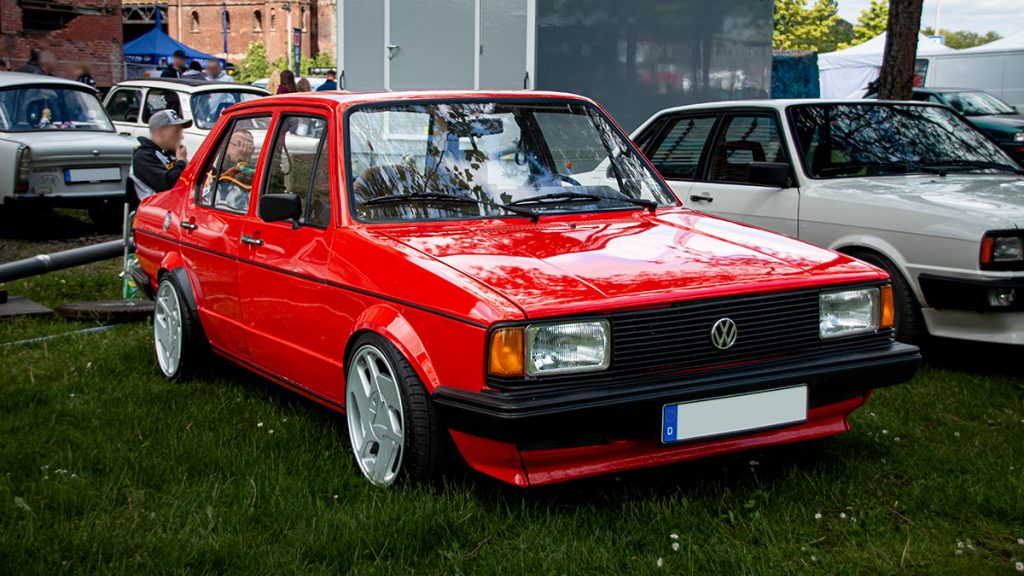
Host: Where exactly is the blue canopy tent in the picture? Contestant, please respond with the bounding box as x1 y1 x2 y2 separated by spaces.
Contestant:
123 11 223 77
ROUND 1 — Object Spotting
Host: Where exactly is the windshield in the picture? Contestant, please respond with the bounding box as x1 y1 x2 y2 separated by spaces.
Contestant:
347 101 675 222
942 91 1016 116
0 87 113 132
789 103 1018 179
191 91 264 130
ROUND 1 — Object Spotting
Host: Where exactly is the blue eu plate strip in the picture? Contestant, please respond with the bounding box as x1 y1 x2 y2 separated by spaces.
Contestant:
662 404 678 443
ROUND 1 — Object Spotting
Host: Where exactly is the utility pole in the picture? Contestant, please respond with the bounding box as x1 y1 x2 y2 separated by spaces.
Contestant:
878 0 925 100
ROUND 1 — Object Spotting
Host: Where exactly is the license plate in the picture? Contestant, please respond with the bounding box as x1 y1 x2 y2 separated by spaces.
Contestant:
64 167 121 184
661 386 807 444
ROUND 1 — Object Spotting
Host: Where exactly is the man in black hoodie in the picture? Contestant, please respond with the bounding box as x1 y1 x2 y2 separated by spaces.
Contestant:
130 109 190 205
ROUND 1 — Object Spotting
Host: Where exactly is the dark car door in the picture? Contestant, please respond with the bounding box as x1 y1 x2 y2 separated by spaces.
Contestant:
179 114 272 359
236 110 344 400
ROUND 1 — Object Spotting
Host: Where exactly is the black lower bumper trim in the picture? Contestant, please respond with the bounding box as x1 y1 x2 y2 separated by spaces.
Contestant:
432 341 920 445
919 273 1024 311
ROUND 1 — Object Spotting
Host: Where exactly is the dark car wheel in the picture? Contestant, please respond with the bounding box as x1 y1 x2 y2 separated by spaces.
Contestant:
345 333 444 486
153 273 205 379
849 250 923 344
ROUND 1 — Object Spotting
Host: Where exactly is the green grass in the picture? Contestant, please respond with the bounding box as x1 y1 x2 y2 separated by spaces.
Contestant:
1 263 1023 575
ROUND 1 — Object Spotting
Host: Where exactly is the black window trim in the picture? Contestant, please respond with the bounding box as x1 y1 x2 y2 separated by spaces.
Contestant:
342 97 681 225
641 111 722 183
259 112 333 229
194 112 273 215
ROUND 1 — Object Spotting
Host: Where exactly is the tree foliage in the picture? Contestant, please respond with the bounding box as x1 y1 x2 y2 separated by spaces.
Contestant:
234 42 270 84
920 27 1002 49
852 0 889 45
773 0 844 52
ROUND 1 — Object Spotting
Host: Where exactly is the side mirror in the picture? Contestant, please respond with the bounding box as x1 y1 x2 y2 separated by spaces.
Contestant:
747 162 791 188
258 193 302 223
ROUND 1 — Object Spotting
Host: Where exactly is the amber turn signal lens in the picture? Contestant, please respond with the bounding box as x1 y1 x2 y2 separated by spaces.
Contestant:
488 327 524 378
980 237 994 265
879 284 895 330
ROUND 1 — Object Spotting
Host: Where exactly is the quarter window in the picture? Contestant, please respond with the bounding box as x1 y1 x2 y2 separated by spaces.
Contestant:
708 115 785 184
646 116 717 180
262 115 332 227
196 115 272 213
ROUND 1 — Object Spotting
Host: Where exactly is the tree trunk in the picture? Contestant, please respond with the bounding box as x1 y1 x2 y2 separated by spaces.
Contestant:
878 0 924 100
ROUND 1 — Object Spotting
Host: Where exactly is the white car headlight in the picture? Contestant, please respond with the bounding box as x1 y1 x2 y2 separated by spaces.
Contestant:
1013 131 1024 143
820 287 880 339
525 320 610 375
991 236 1024 262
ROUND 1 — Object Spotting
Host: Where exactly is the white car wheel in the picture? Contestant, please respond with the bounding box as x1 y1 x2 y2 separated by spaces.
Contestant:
154 280 184 377
346 344 406 486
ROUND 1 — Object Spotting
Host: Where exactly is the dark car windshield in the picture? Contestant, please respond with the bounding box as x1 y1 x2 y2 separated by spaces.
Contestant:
789 103 1018 179
191 91 264 129
0 86 113 132
941 91 1016 116
347 101 676 222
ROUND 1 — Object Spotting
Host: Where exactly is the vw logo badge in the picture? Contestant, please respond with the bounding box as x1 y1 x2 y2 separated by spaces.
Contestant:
710 318 738 350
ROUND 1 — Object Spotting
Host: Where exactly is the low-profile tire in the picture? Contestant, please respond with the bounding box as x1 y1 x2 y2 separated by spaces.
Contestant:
848 249 923 343
153 272 204 379
345 333 444 486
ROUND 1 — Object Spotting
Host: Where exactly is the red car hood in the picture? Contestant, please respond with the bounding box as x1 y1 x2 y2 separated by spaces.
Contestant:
378 209 883 319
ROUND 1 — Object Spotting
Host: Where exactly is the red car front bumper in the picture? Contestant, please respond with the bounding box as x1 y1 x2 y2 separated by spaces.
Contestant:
435 339 918 486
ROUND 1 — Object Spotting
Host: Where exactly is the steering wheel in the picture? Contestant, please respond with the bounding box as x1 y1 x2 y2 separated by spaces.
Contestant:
552 173 582 187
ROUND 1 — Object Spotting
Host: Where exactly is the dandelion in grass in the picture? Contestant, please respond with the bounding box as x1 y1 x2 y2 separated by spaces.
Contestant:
814 512 822 520
839 512 847 519
669 533 679 541
257 422 264 428
672 542 680 552
269 429 275 435
882 429 889 435
954 432 960 438
955 549 963 556
1017 538 1023 545
656 558 664 568
1015 561 1023 572
957 540 965 549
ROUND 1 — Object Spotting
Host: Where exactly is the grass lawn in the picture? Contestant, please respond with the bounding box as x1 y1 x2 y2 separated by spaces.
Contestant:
1 259 1022 575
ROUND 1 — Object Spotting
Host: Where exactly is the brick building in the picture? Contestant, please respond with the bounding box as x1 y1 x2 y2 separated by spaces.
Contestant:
0 0 125 87
123 1 335 65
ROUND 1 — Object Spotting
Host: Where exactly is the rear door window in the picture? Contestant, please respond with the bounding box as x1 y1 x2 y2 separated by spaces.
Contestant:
645 116 717 180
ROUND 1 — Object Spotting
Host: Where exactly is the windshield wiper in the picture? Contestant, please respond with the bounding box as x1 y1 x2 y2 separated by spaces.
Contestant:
921 160 1024 176
510 191 657 212
362 193 538 222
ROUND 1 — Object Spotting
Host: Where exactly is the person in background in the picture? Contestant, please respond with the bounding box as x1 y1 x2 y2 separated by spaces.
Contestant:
182 60 204 79
37 51 57 76
266 69 281 96
277 70 297 94
315 69 337 92
130 109 191 203
296 77 312 92
16 48 43 74
75 63 96 89
0 59 9 72
205 59 233 83
161 50 187 78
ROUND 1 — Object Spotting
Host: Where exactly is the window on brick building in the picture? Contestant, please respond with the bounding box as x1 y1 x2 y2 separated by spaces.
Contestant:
224 11 231 32
190 11 199 32
253 10 263 32
270 9 276 31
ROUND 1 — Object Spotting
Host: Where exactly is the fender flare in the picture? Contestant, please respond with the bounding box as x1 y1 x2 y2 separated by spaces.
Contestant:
347 304 441 393
828 234 924 302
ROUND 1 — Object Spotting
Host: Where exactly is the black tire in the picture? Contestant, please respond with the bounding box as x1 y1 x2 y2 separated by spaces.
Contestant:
153 272 206 380
345 333 445 486
848 249 923 343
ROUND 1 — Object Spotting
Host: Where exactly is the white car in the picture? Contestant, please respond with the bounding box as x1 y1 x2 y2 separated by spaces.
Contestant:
0 72 135 227
632 99 1024 345
102 79 268 155
251 77 330 91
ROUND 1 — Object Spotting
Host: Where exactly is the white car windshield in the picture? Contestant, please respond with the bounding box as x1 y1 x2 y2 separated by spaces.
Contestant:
0 86 113 132
191 91 264 130
790 103 1020 179
348 101 676 222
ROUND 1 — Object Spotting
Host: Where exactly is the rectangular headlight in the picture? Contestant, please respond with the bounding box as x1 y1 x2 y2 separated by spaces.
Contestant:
525 320 610 376
991 237 1024 262
820 287 879 339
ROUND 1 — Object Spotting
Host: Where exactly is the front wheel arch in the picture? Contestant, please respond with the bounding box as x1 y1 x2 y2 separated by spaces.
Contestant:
836 246 924 343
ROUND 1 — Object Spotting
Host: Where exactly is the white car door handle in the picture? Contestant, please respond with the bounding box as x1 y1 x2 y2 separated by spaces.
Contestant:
689 195 713 203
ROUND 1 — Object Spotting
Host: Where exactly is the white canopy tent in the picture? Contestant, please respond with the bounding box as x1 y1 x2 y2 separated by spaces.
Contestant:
818 33 955 98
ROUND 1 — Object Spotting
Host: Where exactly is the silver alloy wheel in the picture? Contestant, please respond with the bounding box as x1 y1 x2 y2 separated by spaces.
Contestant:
153 281 183 377
346 344 405 486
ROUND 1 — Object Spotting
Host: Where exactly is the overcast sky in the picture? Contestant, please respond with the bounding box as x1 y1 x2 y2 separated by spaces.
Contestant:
837 0 1024 37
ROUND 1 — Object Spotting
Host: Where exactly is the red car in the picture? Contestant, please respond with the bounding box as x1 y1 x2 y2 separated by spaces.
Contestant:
131 90 919 487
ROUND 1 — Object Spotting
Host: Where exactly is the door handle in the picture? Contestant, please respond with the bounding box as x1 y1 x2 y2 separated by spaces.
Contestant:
689 195 713 203
180 221 197 230
241 234 263 247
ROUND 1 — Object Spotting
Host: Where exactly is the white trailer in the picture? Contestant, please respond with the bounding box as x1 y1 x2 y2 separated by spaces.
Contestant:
923 31 1024 109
